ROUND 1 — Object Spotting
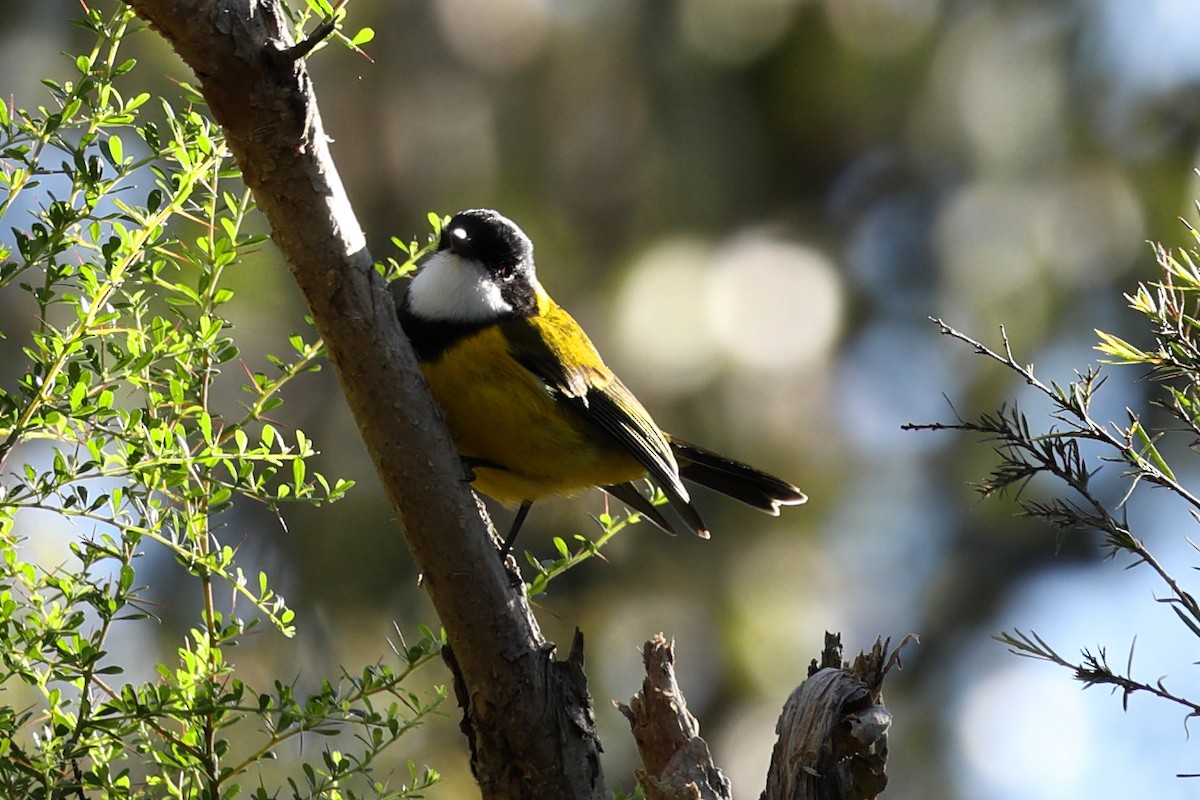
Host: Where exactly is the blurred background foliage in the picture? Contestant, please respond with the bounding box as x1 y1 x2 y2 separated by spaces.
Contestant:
4 0 1200 797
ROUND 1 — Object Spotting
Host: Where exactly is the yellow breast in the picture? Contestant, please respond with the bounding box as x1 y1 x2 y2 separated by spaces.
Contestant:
420 325 647 505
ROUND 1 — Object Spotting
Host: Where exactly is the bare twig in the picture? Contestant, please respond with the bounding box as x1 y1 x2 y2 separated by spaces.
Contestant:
904 318 1200 633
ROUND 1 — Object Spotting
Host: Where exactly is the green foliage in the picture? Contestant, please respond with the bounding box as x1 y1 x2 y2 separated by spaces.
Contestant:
611 784 646 800
909 226 1200 726
281 0 375 60
379 211 444 282
0 4 441 797
523 484 668 599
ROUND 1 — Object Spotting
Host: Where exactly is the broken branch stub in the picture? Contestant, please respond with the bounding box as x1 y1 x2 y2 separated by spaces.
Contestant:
762 632 911 800
616 633 732 800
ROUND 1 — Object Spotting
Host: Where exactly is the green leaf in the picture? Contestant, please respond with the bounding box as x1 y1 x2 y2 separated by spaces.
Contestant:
106 134 124 166
527 573 548 598
292 456 306 488
1094 329 1151 364
69 379 87 411
197 411 214 445
62 97 82 122
126 91 150 111
118 564 136 594
1129 417 1176 482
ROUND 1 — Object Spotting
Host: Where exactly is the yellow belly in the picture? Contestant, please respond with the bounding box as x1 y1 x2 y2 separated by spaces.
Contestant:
421 327 647 505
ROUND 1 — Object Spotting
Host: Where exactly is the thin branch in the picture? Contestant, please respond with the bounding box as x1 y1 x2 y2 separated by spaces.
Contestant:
907 318 1200 630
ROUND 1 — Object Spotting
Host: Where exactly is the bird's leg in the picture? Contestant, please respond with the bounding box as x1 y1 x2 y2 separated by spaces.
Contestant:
499 500 533 563
496 501 533 588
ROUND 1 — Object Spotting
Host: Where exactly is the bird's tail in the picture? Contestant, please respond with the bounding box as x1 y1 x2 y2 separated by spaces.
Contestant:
670 437 807 514
602 439 805 539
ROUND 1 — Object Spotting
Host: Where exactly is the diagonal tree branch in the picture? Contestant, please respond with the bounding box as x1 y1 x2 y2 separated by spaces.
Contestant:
119 1 605 796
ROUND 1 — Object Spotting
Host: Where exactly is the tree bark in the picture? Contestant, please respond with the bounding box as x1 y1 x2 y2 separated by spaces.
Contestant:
616 634 733 800
761 633 901 800
120 2 606 797
620 633 901 800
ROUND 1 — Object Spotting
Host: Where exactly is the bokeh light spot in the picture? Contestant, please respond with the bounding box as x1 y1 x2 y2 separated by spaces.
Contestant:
434 0 552 73
934 180 1043 301
825 0 940 58
707 235 843 372
957 664 1088 798
939 9 1068 170
1082 0 1200 96
380 73 498 199
613 239 722 394
678 0 804 66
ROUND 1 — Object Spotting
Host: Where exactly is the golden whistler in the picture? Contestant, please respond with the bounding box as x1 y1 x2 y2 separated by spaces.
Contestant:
395 209 806 556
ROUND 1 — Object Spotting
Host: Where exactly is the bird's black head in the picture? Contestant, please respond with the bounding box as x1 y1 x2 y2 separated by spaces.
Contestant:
439 209 534 279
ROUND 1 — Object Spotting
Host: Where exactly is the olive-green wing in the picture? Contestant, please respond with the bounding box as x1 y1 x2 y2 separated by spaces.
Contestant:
499 309 709 537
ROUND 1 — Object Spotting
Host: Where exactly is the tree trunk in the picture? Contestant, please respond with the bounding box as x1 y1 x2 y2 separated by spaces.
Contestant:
121 2 606 796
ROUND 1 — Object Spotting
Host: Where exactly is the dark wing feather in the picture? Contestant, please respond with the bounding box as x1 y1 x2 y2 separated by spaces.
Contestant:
671 437 807 513
601 483 678 536
500 311 709 538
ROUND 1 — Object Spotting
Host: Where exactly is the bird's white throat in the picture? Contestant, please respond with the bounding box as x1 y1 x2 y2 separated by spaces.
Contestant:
407 250 514 322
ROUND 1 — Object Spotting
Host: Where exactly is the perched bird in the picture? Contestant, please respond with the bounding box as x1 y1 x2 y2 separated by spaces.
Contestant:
395 208 806 557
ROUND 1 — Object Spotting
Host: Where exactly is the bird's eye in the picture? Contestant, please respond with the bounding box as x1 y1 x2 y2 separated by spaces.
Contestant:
445 226 473 257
